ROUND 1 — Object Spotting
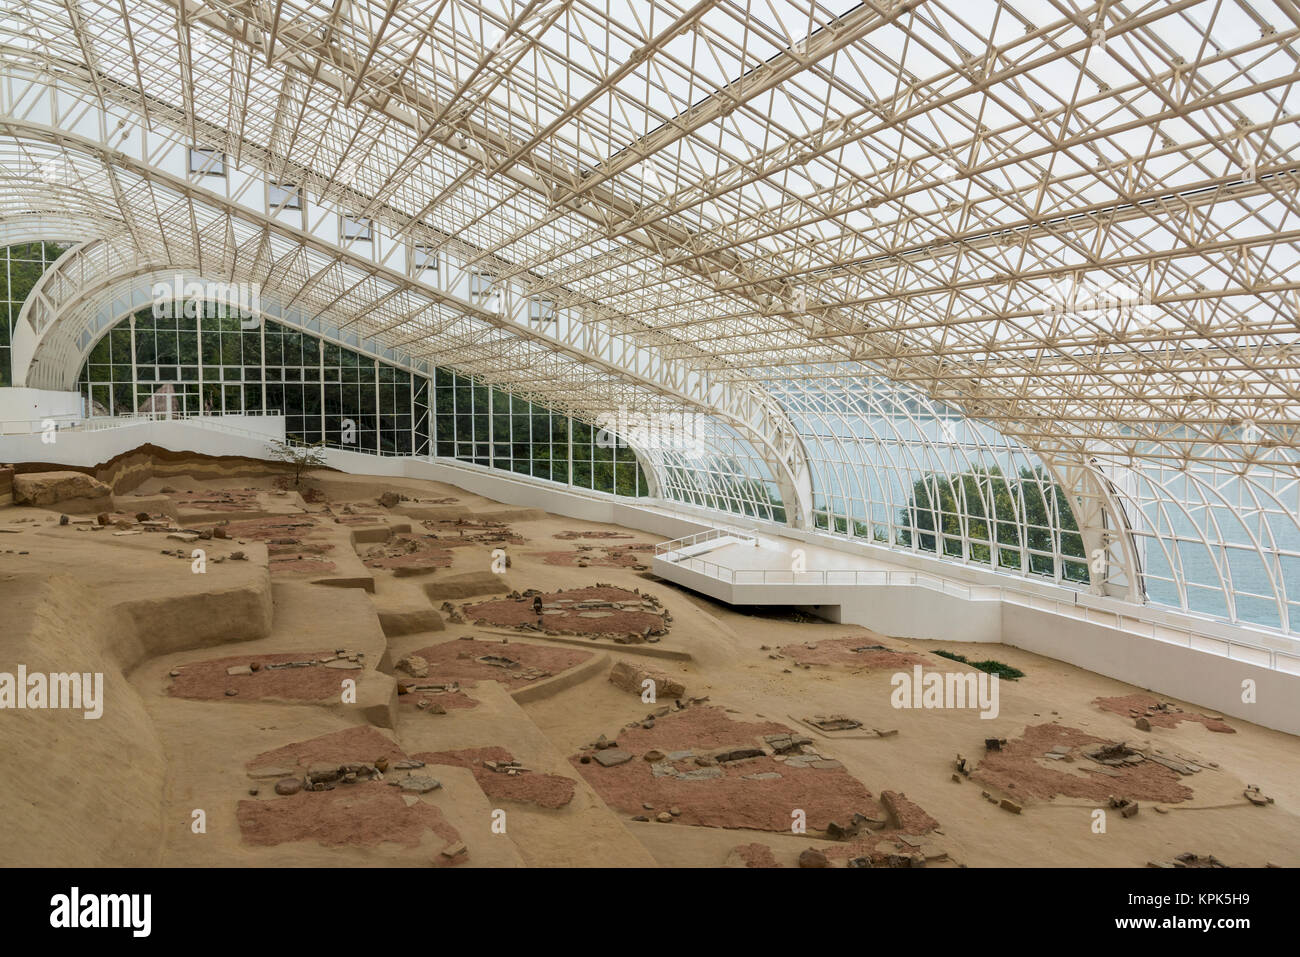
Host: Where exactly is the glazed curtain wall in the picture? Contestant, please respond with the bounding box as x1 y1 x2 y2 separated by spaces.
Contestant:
642 418 788 524
1122 460 1300 636
77 305 416 453
1 241 72 386
777 371 1090 586
431 367 648 497
76 302 648 497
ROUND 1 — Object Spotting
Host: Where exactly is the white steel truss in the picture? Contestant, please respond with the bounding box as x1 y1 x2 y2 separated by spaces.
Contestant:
0 0 1296 635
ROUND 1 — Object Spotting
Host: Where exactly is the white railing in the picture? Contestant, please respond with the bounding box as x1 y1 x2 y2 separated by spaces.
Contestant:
80 413 285 440
655 541 1300 673
0 411 288 441
0 413 81 435
653 525 757 558
2 410 283 431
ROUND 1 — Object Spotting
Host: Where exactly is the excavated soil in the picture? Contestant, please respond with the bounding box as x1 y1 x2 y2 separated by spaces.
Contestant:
605 706 786 752
465 585 666 636
779 636 932 669
1095 693 1236 733
416 746 576 809
407 638 592 689
731 843 781 867
878 790 941 832
971 723 1196 804
268 541 334 557
399 686 480 711
171 489 260 511
530 543 654 568
168 651 361 701
268 541 337 576
362 534 455 571
328 507 385 526
9 456 1299 871
554 530 634 540
529 548 643 568
418 519 523 548
237 785 461 853
224 516 319 541
820 834 938 866
575 750 882 831
573 707 893 831
269 557 337 575
247 726 406 771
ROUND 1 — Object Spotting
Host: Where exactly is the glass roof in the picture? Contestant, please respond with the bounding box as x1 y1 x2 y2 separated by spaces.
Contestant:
0 0 1296 468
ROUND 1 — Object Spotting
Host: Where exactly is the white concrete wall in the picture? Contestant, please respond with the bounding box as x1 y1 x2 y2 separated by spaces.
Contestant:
650 555 1300 736
0 388 82 430
651 557 1004 641
1003 603 1300 736
188 415 285 440
836 587 1005 643
406 457 615 521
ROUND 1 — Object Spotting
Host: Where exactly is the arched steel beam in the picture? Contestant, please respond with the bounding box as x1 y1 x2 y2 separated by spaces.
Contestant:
0 112 813 522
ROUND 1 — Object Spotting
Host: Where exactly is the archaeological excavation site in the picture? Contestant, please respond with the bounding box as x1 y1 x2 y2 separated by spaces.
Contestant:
0 0 1296 929
1 451 1296 881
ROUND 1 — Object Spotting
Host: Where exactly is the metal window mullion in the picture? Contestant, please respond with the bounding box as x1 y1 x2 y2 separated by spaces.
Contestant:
318 335 324 440
259 315 266 414
129 311 138 415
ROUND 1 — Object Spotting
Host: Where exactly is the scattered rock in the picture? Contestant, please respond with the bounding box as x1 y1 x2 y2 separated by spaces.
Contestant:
593 749 633 768
880 791 906 828
798 848 830 868
713 746 764 764
1243 785 1274 807
399 776 442 794
396 655 430 678
13 471 112 508
806 714 863 732
274 778 302 796
608 660 685 699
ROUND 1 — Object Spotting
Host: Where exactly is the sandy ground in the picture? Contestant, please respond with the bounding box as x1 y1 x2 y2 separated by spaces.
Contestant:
1 457 1298 868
